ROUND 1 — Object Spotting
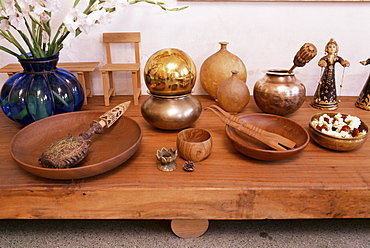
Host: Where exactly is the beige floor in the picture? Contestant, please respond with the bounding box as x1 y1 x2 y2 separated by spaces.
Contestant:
0 219 369 248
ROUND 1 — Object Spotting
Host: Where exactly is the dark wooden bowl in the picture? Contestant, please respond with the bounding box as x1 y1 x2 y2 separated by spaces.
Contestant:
10 111 142 180
225 113 309 161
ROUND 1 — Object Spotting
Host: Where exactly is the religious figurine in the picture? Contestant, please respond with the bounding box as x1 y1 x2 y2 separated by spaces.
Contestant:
310 38 350 110
355 58 370 110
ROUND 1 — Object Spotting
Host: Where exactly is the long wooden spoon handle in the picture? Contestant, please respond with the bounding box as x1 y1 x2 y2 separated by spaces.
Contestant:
206 107 287 151
208 105 296 149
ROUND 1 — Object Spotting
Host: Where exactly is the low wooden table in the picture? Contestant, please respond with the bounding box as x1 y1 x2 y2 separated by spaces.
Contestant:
0 95 369 238
0 62 99 105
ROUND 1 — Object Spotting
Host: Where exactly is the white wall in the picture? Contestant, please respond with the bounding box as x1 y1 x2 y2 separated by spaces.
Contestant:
1 0 370 97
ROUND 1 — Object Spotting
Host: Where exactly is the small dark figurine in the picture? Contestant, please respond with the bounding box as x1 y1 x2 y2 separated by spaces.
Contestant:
311 38 350 110
183 161 195 172
355 58 370 110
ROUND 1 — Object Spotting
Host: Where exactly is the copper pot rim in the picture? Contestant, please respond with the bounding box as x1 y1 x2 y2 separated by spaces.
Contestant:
263 69 299 76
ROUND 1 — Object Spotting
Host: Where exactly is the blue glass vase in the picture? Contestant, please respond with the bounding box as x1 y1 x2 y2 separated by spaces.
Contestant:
0 54 84 124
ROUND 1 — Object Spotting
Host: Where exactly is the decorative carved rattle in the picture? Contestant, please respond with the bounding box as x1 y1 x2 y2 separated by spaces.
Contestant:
288 43 318 74
39 101 131 169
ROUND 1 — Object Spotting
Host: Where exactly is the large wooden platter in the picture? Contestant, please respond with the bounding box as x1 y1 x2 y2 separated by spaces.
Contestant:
10 111 142 180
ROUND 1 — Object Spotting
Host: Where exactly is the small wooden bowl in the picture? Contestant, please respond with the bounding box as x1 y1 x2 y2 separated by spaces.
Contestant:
10 111 142 180
309 112 368 151
177 128 212 162
225 113 309 161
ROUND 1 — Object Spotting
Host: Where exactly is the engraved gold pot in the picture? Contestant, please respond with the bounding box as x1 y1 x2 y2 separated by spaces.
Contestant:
253 69 305 116
144 48 196 96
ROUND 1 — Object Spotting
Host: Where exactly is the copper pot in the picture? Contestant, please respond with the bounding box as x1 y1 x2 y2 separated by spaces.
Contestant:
253 69 305 116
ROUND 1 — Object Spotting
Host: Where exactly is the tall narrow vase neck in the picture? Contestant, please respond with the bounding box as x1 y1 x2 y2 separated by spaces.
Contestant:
219 41 229 51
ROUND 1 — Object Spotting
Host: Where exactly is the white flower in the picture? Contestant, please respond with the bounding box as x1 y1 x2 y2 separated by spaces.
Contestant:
63 8 87 34
8 10 23 29
0 18 10 30
39 11 50 23
32 4 46 16
345 115 361 129
43 0 61 12
90 8 112 25
101 0 130 8
3 0 16 15
42 30 49 43
312 113 366 138
89 2 100 12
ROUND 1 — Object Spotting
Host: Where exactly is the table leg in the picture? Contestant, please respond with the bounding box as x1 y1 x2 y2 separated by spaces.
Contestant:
77 72 88 105
171 219 209 239
83 72 93 98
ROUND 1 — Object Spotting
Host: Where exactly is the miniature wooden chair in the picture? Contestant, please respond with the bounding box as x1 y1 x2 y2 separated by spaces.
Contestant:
99 32 141 106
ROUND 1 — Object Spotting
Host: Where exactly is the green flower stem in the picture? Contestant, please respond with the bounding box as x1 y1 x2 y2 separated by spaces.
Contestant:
128 0 188 11
52 90 69 108
0 45 22 58
47 24 67 56
0 30 29 58
12 24 40 57
24 19 44 57
47 29 69 56
73 0 82 8
83 0 98 15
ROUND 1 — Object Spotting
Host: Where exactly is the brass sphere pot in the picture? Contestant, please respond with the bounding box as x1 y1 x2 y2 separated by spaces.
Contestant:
144 48 196 96
253 69 306 116
141 94 202 130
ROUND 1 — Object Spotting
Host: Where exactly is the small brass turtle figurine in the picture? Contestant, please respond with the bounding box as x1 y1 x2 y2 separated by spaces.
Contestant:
38 101 130 169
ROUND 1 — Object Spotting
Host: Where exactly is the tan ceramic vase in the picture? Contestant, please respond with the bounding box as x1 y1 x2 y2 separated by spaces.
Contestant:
200 42 247 100
253 69 305 116
217 70 250 113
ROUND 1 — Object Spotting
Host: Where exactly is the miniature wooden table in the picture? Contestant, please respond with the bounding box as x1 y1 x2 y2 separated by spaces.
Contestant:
0 62 99 105
0 95 369 238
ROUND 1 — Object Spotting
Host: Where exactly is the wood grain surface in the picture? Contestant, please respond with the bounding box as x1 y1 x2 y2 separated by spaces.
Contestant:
0 95 369 220
177 128 212 161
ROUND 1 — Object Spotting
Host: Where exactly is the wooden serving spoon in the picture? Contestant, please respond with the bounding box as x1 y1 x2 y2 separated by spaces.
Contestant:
206 105 296 151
